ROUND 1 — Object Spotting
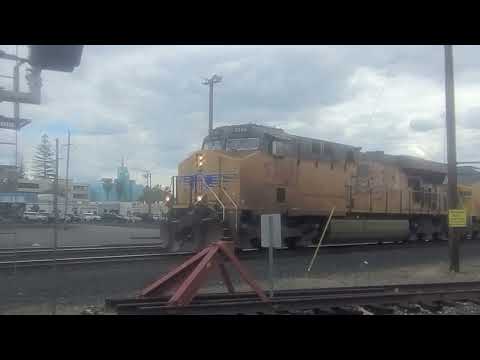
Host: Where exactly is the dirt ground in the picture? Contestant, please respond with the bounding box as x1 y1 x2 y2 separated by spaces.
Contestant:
5 260 480 315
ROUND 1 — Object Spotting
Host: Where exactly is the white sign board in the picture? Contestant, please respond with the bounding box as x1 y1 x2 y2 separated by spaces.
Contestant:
261 214 282 249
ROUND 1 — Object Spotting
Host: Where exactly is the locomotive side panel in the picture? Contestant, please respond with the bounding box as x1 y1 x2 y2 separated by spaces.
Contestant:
349 153 447 216
239 152 291 212
350 158 409 213
238 152 354 216
292 159 350 215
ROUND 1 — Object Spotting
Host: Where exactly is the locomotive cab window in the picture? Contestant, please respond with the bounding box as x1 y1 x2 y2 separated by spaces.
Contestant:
276 188 286 203
226 138 260 151
203 139 224 150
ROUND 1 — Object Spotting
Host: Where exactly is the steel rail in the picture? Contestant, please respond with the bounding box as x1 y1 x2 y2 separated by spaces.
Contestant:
0 238 463 267
0 243 169 255
108 281 480 315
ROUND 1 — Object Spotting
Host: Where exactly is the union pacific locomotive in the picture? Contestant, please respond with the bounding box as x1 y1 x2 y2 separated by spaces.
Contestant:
161 123 478 251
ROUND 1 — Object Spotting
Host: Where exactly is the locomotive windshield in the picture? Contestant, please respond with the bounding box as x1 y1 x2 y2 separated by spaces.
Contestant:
226 138 260 151
203 139 224 150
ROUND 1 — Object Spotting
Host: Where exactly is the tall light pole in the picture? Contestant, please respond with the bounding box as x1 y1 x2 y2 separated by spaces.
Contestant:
143 170 152 215
13 46 19 172
444 45 460 272
63 130 71 228
202 74 222 135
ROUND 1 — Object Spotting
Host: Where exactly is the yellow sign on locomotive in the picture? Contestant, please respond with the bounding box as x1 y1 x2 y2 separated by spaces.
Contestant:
448 209 467 228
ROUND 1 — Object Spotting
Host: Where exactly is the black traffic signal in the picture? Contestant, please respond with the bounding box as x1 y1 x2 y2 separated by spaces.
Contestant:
28 45 84 72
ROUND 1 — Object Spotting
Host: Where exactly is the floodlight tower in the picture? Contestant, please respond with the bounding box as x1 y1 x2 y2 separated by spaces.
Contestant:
202 74 222 135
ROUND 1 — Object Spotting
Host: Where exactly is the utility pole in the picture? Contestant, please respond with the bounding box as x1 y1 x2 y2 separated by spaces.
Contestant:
444 45 460 273
144 170 152 215
52 138 59 315
14 46 19 172
64 130 71 228
148 171 151 215
54 139 59 236
202 74 222 135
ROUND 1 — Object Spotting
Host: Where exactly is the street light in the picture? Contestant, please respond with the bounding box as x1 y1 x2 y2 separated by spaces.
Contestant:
202 74 222 135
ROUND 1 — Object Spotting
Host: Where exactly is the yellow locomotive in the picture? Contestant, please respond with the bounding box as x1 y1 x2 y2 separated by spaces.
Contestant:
161 123 478 251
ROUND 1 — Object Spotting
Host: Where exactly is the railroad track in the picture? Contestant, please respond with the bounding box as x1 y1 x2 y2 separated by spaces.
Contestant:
0 243 169 259
0 238 466 269
105 281 480 315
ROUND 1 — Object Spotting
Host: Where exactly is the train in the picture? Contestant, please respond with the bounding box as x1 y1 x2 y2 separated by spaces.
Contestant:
160 123 480 251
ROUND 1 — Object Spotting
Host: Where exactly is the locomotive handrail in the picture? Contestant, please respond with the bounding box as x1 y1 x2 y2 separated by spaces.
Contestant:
199 175 226 221
220 186 239 232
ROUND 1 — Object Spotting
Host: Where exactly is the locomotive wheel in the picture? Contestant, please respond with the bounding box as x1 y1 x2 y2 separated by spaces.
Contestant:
286 237 298 249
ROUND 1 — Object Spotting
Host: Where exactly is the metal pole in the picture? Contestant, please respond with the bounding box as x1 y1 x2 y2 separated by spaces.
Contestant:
64 130 71 228
13 46 19 277
52 138 59 314
148 171 152 215
444 45 460 272
268 215 274 298
307 207 335 273
208 81 213 135
13 63 19 170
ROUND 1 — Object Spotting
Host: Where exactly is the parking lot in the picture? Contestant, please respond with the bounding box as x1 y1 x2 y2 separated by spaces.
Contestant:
0 223 162 249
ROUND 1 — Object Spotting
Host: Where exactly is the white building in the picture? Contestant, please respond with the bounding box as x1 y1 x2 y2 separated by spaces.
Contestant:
24 178 92 216
97 201 168 217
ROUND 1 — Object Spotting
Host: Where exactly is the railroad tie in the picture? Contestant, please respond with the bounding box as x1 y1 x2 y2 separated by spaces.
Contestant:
467 298 480 306
434 300 458 308
331 306 364 315
362 304 396 315
395 303 422 313
417 301 443 313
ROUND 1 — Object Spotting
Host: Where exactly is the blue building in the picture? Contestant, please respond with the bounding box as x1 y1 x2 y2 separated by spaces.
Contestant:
89 161 144 202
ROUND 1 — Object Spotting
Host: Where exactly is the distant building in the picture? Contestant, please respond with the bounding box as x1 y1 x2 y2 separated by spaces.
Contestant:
97 200 167 217
22 179 91 216
72 183 89 201
89 160 144 202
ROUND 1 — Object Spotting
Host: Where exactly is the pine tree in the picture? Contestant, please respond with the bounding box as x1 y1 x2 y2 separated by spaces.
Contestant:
32 134 55 180
18 155 26 178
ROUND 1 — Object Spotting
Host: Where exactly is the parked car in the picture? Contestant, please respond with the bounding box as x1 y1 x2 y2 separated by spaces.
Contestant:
152 214 164 222
101 213 127 223
23 211 48 222
82 212 102 222
124 215 143 223
67 215 82 223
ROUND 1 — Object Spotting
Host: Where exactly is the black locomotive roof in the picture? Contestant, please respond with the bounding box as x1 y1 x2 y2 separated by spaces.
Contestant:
207 124 448 174
209 123 361 152
361 151 447 175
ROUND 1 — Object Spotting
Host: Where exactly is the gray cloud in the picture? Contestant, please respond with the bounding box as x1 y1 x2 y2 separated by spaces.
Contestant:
461 107 480 129
2 45 480 185
410 118 442 132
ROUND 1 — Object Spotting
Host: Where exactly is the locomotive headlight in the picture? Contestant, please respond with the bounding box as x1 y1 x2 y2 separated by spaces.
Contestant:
196 195 203 202
196 153 205 168
165 196 170 202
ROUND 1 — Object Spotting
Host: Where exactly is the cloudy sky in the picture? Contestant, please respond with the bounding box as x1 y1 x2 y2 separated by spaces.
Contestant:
1 45 480 186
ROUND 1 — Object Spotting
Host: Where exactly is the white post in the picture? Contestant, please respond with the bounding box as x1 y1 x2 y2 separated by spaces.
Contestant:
268 215 274 298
